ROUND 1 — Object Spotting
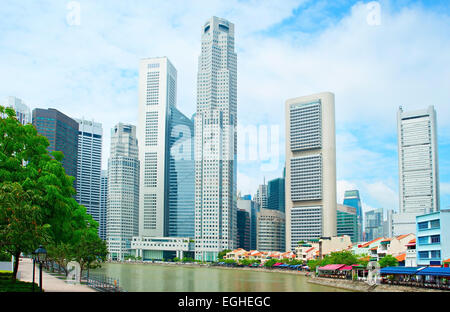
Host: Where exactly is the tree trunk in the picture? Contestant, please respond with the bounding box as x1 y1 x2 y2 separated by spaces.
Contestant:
12 251 21 281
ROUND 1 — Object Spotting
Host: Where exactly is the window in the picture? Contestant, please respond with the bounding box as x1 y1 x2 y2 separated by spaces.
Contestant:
430 250 441 259
430 219 440 229
430 235 440 244
418 236 428 245
418 222 428 230
418 251 428 259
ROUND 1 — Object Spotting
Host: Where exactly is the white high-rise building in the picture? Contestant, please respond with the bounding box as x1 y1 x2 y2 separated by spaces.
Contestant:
285 92 337 251
3 96 31 125
137 57 177 238
194 16 237 262
75 118 103 237
255 183 268 210
100 170 108 240
106 123 140 260
393 106 440 235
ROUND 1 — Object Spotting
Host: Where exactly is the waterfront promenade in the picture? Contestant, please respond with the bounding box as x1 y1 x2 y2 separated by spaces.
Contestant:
18 258 96 292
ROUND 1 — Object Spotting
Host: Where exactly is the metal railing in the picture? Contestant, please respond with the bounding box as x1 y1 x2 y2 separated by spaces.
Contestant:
84 272 125 292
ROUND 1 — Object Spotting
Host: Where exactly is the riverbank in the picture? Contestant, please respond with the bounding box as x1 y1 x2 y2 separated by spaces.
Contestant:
308 276 447 292
18 258 96 292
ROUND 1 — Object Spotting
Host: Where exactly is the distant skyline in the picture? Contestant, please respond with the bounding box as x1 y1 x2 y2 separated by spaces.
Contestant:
1 0 449 217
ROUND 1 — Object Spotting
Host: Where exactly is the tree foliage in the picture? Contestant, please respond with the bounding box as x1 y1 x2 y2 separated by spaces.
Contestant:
378 255 398 268
0 105 108 280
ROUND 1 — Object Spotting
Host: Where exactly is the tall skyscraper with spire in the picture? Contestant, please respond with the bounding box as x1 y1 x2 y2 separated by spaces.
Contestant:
194 16 237 261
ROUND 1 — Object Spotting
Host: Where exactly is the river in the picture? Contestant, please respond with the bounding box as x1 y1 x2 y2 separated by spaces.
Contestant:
91 263 351 292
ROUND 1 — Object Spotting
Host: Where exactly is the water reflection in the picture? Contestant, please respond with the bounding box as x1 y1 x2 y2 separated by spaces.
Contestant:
93 263 350 292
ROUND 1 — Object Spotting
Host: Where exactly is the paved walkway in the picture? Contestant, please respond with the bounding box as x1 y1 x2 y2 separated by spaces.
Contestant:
18 258 96 292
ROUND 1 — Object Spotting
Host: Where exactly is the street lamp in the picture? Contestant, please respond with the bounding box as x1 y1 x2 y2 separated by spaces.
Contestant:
34 245 47 292
31 251 36 292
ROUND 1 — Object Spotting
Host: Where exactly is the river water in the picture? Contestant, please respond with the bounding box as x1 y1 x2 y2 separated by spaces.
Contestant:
92 263 350 292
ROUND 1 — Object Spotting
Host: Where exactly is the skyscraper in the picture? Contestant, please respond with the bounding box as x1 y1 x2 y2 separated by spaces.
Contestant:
255 183 268 211
236 209 251 250
75 118 102 237
365 208 384 241
137 56 195 239
32 108 79 184
168 108 195 238
268 172 285 213
337 204 358 243
237 196 258 250
99 170 108 241
343 190 363 242
194 16 237 261
285 92 337 251
257 208 285 252
3 96 31 125
106 123 140 261
394 106 440 235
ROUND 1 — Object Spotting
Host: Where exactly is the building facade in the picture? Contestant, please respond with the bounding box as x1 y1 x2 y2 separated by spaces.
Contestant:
257 208 285 252
394 106 440 235
237 209 251 250
3 96 31 125
194 16 238 261
75 118 103 237
416 210 450 266
106 123 140 261
32 108 79 184
99 170 108 240
255 183 268 210
237 196 258 250
343 190 363 242
337 204 358 243
365 208 384 242
268 174 285 213
285 92 337 251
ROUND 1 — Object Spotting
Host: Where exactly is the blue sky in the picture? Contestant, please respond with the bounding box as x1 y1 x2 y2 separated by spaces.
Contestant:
0 0 449 216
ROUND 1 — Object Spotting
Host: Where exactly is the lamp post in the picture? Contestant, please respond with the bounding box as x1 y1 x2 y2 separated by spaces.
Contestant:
34 245 47 292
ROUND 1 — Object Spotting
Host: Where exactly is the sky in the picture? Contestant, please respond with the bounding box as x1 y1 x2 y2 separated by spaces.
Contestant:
1 0 449 218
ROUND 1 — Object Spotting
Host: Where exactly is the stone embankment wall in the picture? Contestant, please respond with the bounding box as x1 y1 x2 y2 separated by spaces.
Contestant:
308 277 446 292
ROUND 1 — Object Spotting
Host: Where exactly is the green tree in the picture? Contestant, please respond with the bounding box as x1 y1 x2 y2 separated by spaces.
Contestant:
71 228 108 281
0 182 50 279
378 255 398 268
264 259 277 268
46 242 73 275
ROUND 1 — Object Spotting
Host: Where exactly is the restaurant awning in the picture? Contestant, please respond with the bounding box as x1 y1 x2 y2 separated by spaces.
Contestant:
416 267 450 277
379 267 425 275
318 264 346 271
339 266 353 271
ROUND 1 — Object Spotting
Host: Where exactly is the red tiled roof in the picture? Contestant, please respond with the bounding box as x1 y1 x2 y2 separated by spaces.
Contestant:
306 247 315 253
443 259 450 263
360 237 383 248
396 234 411 240
396 253 406 262
381 238 391 242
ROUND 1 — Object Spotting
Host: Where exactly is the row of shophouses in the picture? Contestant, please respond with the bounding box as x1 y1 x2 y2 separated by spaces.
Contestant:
224 232 450 268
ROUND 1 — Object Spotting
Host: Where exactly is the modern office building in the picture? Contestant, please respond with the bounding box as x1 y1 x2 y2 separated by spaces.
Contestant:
337 204 358 243
416 209 450 266
99 170 108 240
267 173 285 213
74 118 103 237
3 96 31 125
137 56 195 241
365 208 384 242
255 182 268 211
237 209 251 250
194 16 237 262
257 208 285 252
383 209 394 238
106 123 140 261
394 106 440 236
237 196 258 250
343 190 363 242
32 108 79 184
285 92 337 251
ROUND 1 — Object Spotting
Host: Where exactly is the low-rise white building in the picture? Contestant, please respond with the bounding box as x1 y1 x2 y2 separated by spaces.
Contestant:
131 237 194 260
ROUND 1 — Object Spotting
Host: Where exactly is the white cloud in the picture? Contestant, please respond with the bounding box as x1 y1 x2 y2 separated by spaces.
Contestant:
1 1 449 201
